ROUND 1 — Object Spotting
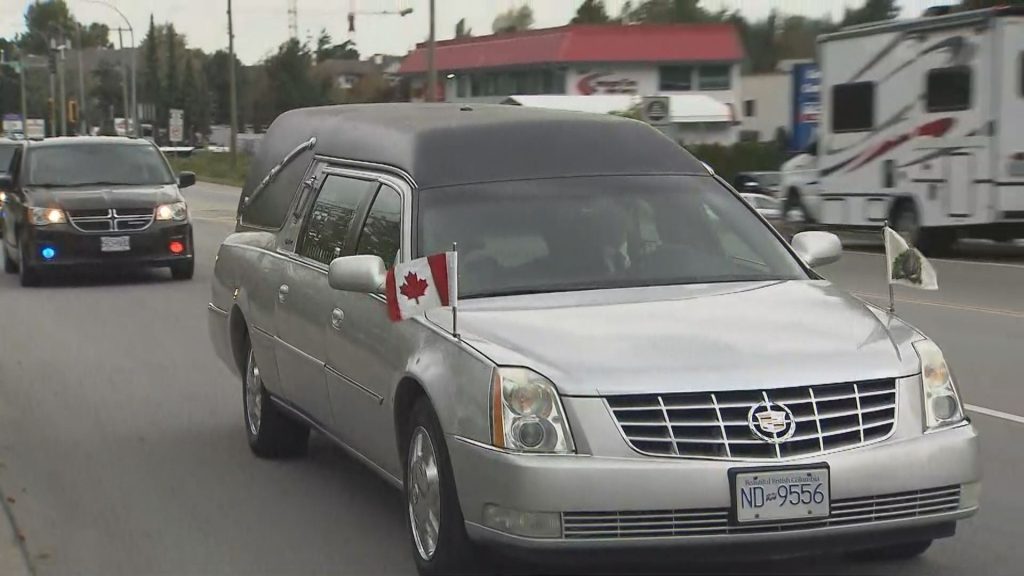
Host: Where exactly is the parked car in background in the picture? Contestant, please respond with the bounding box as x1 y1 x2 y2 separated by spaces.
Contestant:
1 137 196 286
209 104 979 576
0 138 23 236
733 171 781 198
741 192 783 220
780 138 819 224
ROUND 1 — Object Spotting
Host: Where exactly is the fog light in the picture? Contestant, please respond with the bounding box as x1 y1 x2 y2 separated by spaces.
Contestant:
41 247 56 260
932 395 957 421
960 482 982 509
482 505 561 539
169 240 185 254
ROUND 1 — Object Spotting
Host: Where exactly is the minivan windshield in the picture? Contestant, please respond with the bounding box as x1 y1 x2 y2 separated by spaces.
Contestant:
27 143 175 187
418 175 808 298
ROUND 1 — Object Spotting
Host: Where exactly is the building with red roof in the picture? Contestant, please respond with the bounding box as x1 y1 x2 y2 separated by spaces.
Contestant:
398 23 745 144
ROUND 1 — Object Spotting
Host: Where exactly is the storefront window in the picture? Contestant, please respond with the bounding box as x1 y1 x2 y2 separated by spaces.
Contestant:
660 66 693 91
698 65 731 91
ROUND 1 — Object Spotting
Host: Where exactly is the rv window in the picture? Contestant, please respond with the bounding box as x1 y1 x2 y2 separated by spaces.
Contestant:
831 82 874 133
926 66 972 112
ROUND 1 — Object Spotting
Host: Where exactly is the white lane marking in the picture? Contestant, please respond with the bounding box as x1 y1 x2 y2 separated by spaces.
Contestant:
192 216 237 224
966 404 1024 425
846 250 1024 270
854 292 1024 319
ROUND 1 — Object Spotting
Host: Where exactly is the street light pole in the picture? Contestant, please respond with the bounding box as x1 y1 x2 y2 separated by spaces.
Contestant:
83 0 137 137
228 0 238 166
58 44 67 136
77 23 87 134
427 0 436 102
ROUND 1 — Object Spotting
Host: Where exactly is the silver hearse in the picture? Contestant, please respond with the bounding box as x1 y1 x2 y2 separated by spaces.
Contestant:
208 104 979 574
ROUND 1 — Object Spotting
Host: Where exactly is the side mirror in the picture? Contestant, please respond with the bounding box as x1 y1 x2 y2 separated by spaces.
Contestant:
792 231 842 268
178 171 196 189
328 255 387 294
0 174 12 192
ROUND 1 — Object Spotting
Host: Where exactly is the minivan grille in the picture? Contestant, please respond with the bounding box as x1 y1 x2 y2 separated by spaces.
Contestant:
562 485 961 539
606 380 897 461
68 208 154 233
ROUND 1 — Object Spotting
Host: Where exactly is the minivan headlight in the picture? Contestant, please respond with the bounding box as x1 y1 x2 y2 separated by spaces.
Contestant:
491 367 575 454
156 202 188 221
29 207 66 226
914 339 965 431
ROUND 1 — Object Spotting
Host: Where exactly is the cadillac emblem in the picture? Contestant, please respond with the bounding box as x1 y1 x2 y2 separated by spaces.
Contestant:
748 401 796 444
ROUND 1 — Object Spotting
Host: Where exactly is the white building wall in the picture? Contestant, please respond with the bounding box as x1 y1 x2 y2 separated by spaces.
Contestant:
738 73 791 142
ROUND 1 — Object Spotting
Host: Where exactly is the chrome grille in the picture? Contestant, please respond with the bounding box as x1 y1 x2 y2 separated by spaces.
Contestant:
68 208 154 233
562 485 961 539
607 380 897 460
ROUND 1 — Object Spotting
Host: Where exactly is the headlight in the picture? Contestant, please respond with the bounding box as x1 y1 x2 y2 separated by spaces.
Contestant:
0 191 7 204
914 339 965 431
29 207 66 226
156 202 188 221
491 367 574 454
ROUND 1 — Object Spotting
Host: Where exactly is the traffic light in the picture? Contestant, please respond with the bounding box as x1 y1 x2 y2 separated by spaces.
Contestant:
68 100 78 125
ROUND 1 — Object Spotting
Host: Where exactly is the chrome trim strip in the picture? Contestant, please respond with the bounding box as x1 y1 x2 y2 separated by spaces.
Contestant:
269 395 402 489
244 137 317 211
325 363 384 405
451 435 590 458
251 323 275 340
808 388 825 453
207 302 229 317
709 393 731 458
657 396 680 456
853 383 866 443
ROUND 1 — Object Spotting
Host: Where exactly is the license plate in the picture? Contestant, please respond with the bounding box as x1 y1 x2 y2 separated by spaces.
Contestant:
734 468 830 523
100 236 131 252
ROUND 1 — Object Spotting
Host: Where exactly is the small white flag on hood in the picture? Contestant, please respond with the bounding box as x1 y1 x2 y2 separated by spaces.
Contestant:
884 227 938 290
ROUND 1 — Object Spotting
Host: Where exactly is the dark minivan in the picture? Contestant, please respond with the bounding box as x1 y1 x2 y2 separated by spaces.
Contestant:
0 137 196 286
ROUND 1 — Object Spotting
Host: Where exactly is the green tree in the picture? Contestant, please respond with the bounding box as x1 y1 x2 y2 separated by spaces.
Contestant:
19 1 112 54
841 0 900 27
264 39 328 119
625 0 711 23
205 49 243 126
572 0 611 24
455 18 473 38
492 5 534 33
90 59 123 122
165 23 180 113
315 29 359 61
141 16 161 122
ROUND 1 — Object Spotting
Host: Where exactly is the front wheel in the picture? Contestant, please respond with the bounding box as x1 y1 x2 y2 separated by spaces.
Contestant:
405 398 480 575
3 243 16 274
847 539 933 561
242 342 309 458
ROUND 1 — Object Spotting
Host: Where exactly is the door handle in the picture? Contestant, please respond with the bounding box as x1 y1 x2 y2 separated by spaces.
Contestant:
331 308 345 330
278 284 290 303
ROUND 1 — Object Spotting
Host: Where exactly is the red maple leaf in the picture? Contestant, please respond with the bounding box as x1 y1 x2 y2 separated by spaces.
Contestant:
399 272 429 304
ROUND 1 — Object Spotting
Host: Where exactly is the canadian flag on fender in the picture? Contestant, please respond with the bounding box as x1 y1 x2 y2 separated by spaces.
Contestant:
385 252 457 322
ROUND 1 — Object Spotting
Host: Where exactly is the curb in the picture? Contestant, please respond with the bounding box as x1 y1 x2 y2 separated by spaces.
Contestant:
0 485 32 576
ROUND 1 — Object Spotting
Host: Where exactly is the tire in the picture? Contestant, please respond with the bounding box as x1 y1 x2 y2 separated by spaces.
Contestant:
242 341 309 458
3 243 16 274
784 188 811 225
404 397 480 576
847 539 933 561
170 259 194 280
18 236 40 287
892 202 954 256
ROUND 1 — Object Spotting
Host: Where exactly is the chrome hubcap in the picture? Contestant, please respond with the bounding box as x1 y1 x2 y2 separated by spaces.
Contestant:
407 426 441 561
245 350 262 436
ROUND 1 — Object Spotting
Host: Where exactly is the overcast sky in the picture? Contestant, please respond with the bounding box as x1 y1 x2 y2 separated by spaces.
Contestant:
1 0 949 64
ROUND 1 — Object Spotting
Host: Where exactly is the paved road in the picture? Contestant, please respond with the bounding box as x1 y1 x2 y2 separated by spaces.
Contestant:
0 182 1021 575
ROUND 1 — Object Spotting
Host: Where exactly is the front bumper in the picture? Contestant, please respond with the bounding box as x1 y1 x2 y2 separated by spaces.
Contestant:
449 392 980 554
23 221 193 267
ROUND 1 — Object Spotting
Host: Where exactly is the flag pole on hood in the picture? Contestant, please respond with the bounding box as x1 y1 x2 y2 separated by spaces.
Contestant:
884 221 895 315
451 242 460 340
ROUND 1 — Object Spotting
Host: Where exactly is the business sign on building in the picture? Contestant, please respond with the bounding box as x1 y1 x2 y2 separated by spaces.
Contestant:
641 96 671 125
791 63 820 151
25 119 46 140
2 113 24 135
169 109 185 143
573 70 641 95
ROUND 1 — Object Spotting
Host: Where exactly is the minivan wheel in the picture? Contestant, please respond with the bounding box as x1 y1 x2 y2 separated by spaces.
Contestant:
242 343 309 458
847 539 933 561
405 398 479 575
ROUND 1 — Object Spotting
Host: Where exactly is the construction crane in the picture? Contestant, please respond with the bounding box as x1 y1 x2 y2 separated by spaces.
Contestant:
288 0 298 39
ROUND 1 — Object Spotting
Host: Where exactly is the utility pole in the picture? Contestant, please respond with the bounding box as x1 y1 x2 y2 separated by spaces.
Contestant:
228 0 239 166
58 44 67 136
77 24 87 134
427 0 436 102
117 27 130 135
19 59 28 131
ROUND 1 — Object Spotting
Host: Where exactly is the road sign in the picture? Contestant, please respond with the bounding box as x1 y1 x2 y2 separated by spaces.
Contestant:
25 119 46 140
641 96 671 125
169 109 184 143
2 113 23 135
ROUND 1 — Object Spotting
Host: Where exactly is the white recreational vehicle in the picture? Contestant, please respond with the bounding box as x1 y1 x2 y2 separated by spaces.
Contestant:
803 6 1024 252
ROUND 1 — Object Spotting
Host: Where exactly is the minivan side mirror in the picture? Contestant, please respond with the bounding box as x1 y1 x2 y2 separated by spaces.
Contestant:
178 171 196 189
792 231 842 268
328 255 387 294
